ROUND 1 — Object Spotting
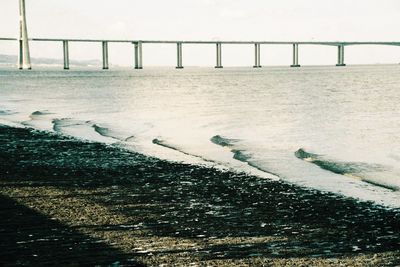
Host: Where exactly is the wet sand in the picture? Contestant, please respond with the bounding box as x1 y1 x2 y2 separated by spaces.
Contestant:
0 125 399 266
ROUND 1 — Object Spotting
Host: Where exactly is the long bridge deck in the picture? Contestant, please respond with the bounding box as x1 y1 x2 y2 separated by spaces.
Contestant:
2 37 400 46
1 37 400 69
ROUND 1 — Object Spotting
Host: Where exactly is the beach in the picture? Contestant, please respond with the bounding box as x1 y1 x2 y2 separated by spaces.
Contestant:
2 0 400 265
0 125 399 266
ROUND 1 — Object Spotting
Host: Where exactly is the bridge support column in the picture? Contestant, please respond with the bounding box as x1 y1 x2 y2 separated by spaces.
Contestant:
63 40 69 70
176 42 183 69
290 43 300 67
336 45 346 66
134 42 143 69
18 0 31 70
102 41 109 70
215 43 223 68
253 43 262 68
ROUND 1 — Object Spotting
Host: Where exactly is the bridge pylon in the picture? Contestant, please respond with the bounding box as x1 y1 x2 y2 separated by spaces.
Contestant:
18 0 31 70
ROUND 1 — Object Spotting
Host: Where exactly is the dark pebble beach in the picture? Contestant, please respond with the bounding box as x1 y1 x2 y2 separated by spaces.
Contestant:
0 125 399 266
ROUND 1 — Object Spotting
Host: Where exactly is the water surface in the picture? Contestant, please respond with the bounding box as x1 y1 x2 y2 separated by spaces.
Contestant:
1 65 399 207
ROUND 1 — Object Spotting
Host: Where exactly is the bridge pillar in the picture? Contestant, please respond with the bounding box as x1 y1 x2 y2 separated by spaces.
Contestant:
176 42 183 69
18 0 31 70
102 41 109 70
290 43 300 67
63 40 69 70
18 40 24 70
253 43 262 68
134 42 143 69
215 43 223 68
336 45 346 66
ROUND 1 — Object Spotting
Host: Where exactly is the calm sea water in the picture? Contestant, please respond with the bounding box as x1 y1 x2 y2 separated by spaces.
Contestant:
1 65 399 207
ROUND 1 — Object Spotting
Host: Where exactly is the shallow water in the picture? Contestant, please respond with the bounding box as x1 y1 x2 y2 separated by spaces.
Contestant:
1 65 399 207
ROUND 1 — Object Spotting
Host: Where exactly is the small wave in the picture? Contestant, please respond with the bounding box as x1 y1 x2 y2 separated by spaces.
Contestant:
52 119 135 143
52 118 86 132
51 118 118 143
295 148 385 174
295 148 398 191
152 138 215 163
17 110 56 131
0 109 17 116
210 135 239 147
125 135 135 142
93 124 110 137
294 148 319 161
233 150 281 178
232 150 251 162
31 110 54 116
211 135 280 178
93 124 135 142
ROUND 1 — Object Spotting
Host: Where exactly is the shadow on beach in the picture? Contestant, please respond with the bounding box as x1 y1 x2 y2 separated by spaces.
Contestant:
0 125 399 266
0 194 144 266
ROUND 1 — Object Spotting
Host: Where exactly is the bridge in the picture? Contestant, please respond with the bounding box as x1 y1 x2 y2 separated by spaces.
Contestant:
3 0 400 70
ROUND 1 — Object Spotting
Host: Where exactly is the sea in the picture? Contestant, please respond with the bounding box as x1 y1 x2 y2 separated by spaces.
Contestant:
1 65 399 208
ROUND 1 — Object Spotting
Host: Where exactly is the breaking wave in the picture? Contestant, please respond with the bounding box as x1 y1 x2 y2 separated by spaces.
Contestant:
92 124 135 142
30 110 54 117
52 118 87 132
210 135 280 178
210 135 239 147
152 138 215 163
295 148 399 191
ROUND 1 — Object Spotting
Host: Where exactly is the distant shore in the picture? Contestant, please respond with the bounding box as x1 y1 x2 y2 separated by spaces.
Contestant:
0 125 399 266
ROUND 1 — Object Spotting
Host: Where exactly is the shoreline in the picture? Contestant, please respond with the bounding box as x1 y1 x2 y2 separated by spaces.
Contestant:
0 125 399 266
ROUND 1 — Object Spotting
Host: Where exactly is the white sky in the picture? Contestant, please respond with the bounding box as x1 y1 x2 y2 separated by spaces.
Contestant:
1 0 400 66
